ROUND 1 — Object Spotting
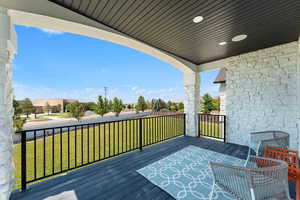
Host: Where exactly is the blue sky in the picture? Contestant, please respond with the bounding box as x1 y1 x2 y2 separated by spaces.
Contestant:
13 25 220 103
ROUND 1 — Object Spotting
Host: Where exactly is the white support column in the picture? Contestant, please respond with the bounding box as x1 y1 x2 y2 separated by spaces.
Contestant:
183 72 200 137
0 7 17 200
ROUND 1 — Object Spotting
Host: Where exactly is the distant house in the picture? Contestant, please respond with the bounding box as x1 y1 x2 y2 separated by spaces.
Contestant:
33 99 78 113
213 68 226 115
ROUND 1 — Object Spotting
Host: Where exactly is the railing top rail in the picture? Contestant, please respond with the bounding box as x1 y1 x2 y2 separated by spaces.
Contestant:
17 113 186 133
146 113 185 119
198 113 226 117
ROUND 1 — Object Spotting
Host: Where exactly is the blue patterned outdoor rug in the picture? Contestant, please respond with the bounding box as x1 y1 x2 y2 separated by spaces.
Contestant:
137 145 245 200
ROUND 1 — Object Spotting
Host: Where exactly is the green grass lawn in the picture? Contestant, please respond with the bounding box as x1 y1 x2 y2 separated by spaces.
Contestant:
13 116 184 189
27 116 52 122
47 113 71 118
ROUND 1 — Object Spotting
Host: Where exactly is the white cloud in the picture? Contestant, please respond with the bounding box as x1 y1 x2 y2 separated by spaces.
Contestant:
13 82 102 102
131 86 138 91
39 28 64 35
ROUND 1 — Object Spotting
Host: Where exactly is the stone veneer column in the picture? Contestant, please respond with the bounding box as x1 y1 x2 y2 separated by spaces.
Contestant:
183 72 200 137
298 35 300 154
0 7 17 200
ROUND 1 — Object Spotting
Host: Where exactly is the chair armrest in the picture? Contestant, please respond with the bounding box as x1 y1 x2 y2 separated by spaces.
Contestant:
209 162 252 199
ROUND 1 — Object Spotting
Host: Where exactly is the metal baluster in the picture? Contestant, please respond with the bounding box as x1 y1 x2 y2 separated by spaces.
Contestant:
81 126 83 165
34 131 37 180
52 128 55 174
93 124 95 161
113 122 115 155
109 123 111 156
125 120 130 151
68 127 70 169
98 123 101 160
87 125 90 163
60 128 63 172
43 130 46 176
129 120 132 150
117 122 120 154
139 118 143 150
75 126 77 167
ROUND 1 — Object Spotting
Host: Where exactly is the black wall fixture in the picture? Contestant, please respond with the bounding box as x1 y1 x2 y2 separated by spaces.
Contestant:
49 0 300 65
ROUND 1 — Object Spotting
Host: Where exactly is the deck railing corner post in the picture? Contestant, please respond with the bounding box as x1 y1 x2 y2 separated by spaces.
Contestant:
183 114 186 136
224 115 227 143
21 130 27 191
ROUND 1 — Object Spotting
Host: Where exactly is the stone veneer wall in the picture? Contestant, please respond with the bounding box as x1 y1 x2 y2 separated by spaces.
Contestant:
219 83 226 115
226 41 300 150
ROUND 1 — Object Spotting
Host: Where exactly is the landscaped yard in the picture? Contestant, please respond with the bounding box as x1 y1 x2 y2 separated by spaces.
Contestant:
13 116 184 189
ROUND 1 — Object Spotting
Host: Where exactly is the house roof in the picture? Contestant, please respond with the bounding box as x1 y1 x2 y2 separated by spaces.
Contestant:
48 0 300 65
213 68 226 84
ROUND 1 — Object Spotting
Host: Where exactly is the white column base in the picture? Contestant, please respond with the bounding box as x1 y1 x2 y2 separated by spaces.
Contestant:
183 72 200 137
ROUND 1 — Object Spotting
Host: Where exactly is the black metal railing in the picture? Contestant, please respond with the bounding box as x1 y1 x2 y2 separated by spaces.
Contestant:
198 114 226 142
17 113 185 191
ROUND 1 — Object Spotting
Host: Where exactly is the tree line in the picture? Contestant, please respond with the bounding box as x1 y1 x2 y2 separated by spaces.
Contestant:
13 93 219 131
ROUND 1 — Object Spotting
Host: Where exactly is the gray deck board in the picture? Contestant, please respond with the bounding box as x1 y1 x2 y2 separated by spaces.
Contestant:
11 136 295 200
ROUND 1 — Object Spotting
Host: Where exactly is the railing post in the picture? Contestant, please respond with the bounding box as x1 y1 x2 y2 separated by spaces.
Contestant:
21 131 27 191
139 118 143 150
223 115 227 143
198 114 200 137
183 114 186 136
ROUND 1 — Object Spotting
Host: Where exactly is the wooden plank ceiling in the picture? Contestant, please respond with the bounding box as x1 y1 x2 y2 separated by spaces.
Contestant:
49 0 300 65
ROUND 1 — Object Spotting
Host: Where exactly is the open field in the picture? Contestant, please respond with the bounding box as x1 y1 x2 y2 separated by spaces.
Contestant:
14 115 184 189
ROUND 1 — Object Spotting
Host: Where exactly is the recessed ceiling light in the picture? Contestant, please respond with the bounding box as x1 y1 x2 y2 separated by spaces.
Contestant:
219 42 227 46
193 16 204 23
232 34 247 42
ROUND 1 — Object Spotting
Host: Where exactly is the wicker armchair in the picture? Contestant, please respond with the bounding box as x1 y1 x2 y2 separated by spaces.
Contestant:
209 156 290 200
246 131 289 165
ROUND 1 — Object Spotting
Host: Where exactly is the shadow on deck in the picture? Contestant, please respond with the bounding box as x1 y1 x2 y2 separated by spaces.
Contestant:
10 136 295 200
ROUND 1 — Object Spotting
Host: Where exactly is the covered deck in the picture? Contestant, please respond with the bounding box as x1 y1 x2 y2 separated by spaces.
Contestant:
11 137 249 200
10 136 297 200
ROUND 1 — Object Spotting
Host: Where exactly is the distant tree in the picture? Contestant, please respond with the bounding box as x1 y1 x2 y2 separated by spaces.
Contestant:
94 96 109 117
44 102 52 115
151 98 167 112
159 99 167 110
167 101 172 110
32 106 37 118
81 102 97 111
13 99 23 116
20 98 35 118
127 104 133 109
170 104 178 112
178 102 184 110
146 101 152 110
136 96 147 112
66 102 85 121
112 97 123 117
201 93 214 114
108 100 113 111
13 99 26 131
212 97 220 111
